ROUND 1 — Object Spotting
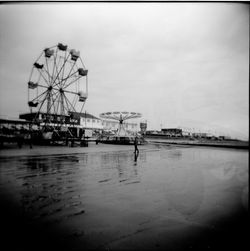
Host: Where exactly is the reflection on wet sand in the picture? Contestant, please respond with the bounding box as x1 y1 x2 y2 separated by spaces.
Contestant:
166 166 204 217
0 146 248 250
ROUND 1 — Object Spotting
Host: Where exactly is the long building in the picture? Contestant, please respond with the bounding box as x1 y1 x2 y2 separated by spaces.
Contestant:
161 128 182 137
18 112 139 133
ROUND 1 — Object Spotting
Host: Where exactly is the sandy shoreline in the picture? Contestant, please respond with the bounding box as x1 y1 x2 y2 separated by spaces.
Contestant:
0 143 157 158
145 137 249 149
0 142 248 250
0 138 248 158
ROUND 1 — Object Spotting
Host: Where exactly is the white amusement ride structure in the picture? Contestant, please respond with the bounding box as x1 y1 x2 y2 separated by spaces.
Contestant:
99 111 145 144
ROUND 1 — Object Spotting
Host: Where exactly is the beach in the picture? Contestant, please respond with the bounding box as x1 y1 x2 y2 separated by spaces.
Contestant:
145 136 249 149
0 142 248 250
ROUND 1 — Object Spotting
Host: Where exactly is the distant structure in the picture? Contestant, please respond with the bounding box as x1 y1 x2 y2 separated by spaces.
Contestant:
161 128 182 137
99 112 142 137
19 111 101 137
144 127 233 140
26 42 88 138
140 121 147 135
102 119 138 133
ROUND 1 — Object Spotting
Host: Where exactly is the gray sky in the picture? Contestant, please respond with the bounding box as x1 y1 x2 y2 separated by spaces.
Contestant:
0 3 249 139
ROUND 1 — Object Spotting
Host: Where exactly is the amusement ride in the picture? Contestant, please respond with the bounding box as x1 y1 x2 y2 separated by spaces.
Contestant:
27 43 88 139
21 43 145 145
99 111 144 144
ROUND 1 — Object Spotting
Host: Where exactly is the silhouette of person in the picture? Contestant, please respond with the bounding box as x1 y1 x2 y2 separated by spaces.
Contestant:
134 136 139 155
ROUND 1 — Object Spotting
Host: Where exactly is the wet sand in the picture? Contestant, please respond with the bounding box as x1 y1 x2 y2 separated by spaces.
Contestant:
145 137 249 149
0 143 152 157
0 143 248 250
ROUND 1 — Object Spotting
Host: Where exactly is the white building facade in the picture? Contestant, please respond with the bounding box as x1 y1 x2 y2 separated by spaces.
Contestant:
78 113 139 133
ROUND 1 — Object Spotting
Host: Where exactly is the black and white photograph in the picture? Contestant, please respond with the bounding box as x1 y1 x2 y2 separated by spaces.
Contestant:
0 2 249 250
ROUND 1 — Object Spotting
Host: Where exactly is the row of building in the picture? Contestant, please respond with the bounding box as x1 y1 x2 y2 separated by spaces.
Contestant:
15 111 140 134
146 128 231 140
1 111 231 140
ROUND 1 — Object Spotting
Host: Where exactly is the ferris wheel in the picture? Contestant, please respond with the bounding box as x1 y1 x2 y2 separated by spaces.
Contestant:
99 111 142 137
27 43 88 125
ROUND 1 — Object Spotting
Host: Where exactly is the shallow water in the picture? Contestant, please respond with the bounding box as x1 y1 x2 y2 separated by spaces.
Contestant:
0 145 248 250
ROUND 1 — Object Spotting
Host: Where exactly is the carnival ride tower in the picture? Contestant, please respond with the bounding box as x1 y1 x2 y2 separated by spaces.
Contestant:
99 112 142 137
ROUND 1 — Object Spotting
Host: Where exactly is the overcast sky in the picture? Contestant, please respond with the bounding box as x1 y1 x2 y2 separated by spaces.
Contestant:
0 3 249 139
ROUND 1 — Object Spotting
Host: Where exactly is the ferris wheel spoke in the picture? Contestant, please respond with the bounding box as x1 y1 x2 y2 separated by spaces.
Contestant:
36 83 49 89
53 92 61 115
36 92 49 118
62 89 79 95
79 100 86 114
63 75 82 90
51 49 62 88
53 68 64 89
54 71 78 89
61 61 76 88
57 93 65 117
62 70 78 83
51 47 58 87
55 91 61 116
63 92 77 113
59 93 66 117
60 50 68 86
37 69 50 86
61 93 67 116
47 93 55 115
45 58 53 85
29 89 48 103
52 53 70 88
49 86 78 96
63 93 74 114
48 89 60 115
63 93 71 115
53 56 61 87
62 74 80 89
72 93 78 108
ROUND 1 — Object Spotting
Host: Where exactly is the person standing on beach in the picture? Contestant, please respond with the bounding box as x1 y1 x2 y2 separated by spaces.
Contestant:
134 136 139 155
